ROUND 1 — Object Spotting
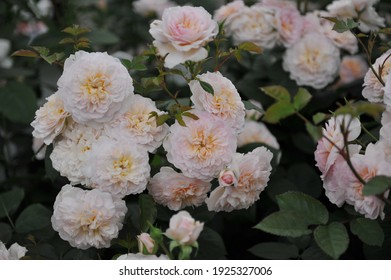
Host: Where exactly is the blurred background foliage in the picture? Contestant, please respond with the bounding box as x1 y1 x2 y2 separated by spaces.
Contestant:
1 0 391 260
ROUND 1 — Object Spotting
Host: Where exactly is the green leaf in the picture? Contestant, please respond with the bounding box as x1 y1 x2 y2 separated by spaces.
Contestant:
139 194 157 232
155 114 170 126
276 191 329 225
263 101 296 124
261 86 290 101
0 82 38 124
238 41 263 54
175 114 187 127
301 245 332 260
31 46 50 56
254 211 312 237
199 80 214 95
0 188 25 218
194 227 226 260
346 18 359 29
350 218 384 246
182 111 199 120
335 101 384 119
139 77 162 93
293 88 311 111
0 223 13 243
306 123 323 142
15 204 52 233
314 222 349 259
362 175 391 196
249 242 299 259
88 29 119 45
313 112 328 125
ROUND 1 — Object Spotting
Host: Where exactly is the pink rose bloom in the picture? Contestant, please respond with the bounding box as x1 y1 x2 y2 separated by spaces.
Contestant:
314 115 361 175
344 144 390 219
147 167 211 211
149 6 218 68
137 233 155 254
165 211 204 246
163 110 237 181
206 147 273 212
189 71 245 133
322 146 361 207
383 71 391 107
276 8 304 47
363 50 391 103
338 55 367 85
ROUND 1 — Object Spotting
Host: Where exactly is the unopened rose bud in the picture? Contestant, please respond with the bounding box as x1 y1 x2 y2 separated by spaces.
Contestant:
218 169 237 187
137 233 155 254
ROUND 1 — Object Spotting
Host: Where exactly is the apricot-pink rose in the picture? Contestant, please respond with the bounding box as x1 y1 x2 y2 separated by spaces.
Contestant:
149 6 218 68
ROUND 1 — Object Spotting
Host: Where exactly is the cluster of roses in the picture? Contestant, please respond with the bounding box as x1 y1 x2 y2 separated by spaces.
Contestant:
212 0 385 89
30 4 276 255
315 52 391 220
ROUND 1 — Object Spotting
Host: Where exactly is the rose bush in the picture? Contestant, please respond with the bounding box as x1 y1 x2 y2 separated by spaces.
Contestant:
0 0 391 260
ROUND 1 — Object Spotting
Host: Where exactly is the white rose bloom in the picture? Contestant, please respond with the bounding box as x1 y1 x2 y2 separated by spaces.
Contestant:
230 5 278 49
52 185 127 249
320 17 358 54
283 33 340 89
149 6 218 68
57 51 134 125
82 136 150 198
0 39 12 68
237 120 280 150
133 0 175 18
0 241 27 260
50 122 103 185
363 50 391 103
165 211 204 246
148 167 211 211
163 110 237 181
206 147 273 212
189 71 245 133
117 253 169 260
31 91 71 145
326 0 385 33
105 94 169 153
213 0 245 35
